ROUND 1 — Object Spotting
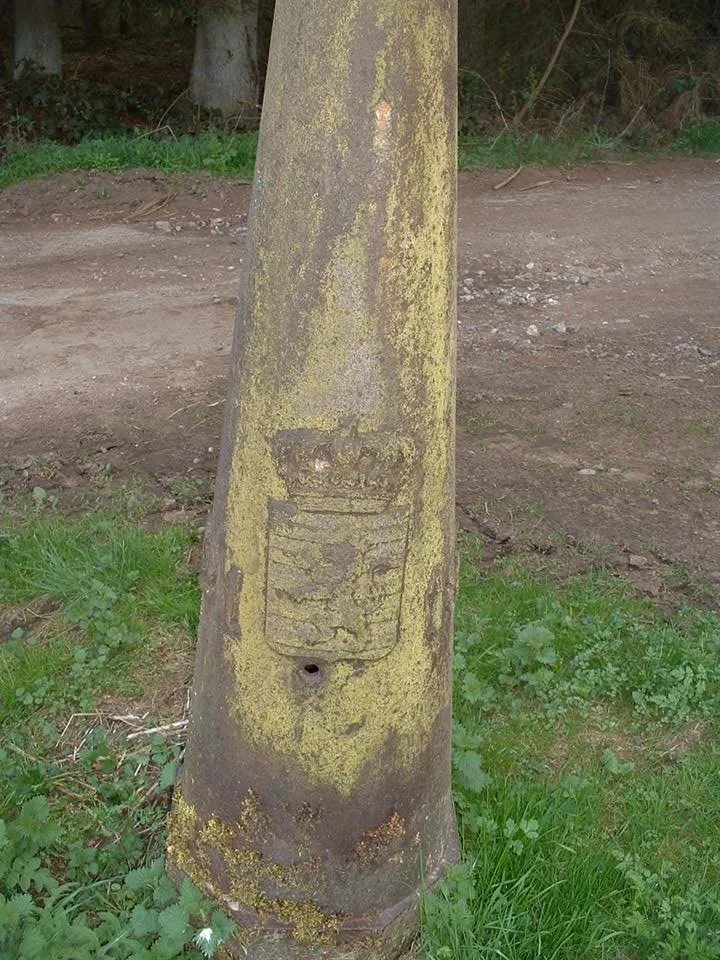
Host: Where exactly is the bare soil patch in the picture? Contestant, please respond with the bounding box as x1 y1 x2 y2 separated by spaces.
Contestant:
1 160 718 608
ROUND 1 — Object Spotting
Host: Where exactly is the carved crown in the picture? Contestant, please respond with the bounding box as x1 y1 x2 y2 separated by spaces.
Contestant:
271 427 412 500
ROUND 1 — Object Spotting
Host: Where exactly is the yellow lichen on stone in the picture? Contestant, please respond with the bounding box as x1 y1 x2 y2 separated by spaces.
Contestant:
382 5 457 676
216 3 455 799
167 793 342 946
238 789 268 837
166 795 214 894
269 898 340 945
286 203 383 424
166 794 201 876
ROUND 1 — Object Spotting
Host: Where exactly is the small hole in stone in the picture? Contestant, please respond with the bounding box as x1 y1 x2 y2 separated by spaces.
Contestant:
303 663 320 675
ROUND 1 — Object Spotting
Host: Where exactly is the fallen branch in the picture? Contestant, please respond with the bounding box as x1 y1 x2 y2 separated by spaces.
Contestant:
56 711 102 746
138 88 188 139
458 67 510 129
520 178 558 191
6 742 41 764
493 166 524 191
617 104 646 140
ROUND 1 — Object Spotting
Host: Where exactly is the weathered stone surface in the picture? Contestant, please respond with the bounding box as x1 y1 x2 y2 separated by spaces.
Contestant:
168 2 459 956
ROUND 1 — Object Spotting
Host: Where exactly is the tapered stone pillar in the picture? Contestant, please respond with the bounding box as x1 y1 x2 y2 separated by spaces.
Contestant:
167 2 459 957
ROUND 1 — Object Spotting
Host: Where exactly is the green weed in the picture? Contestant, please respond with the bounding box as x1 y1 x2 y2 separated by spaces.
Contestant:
422 561 720 960
0 805 234 958
676 121 720 154
459 121 720 169
458 129 624 169
0 510 219 957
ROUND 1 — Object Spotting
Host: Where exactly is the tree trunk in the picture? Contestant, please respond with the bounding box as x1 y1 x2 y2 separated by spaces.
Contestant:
256 0 275 106
81 0 97 47
14 0 61 77
190 0 260 118
459 0 487 69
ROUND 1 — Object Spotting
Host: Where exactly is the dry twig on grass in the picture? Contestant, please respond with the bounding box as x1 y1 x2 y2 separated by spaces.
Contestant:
125 193 176 222
126 719 188 741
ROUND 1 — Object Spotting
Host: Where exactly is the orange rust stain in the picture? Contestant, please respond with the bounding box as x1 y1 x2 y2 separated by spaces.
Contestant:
376 100 392 129
374 100 392 151
354 811 406 863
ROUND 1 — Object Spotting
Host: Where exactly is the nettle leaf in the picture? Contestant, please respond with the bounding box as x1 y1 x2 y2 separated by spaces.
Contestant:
461 671 495 707
158 762 178 791
131 904 162 937
536 646 560 667
152 933 188 959
158 902 190 941
452 721 482 752
438 861 476 904
9 855 41 891
461 671 482 703
17 906 99 958
177 877 205 916
12 797 59 847
67 842 99 881
11 895 38 923
454 749 492 793
193 915 235 958
209 909 235 943
455 630 482 654
17 924 50 959
524 667 555 689
193 927 215 959
124 860 164 894
153 870 180 909
0 891 35 931
95 909 124 938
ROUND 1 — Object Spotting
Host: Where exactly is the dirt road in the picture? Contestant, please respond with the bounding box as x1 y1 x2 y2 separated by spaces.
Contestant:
1 160 718 605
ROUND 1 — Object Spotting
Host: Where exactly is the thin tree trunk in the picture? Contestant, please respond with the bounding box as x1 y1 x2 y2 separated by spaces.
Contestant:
14 0 61 77
190 0 260 118
513 0 582 126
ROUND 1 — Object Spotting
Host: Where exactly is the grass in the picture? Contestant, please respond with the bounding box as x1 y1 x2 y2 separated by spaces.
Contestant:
1 500 719 958
0 512 200 633
422 545 720 960
1 121 719 190
0 132 259 190
458 121 720 169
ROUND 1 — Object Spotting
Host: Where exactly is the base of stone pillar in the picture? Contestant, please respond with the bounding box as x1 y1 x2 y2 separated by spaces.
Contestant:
216 827 459 960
